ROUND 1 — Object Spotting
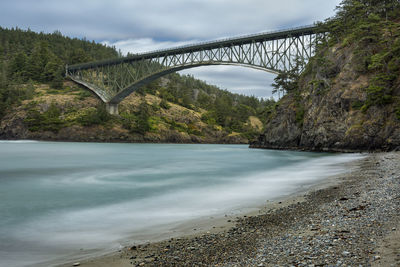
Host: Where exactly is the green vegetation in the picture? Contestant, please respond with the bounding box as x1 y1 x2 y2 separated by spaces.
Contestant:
271 58 304 95
159 99 171 109
0 27 273 140
272 0 400 115
0 82 35 117
396 106 400 120
77 105 111 126
133 102 151 134
24 101 113 133
295 105 305 127
0 27 118 118
126 73 274 135
25 102 65 132
351 100 364 110
324 0 400 110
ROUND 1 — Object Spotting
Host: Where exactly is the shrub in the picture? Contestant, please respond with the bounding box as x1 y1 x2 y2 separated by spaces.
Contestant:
148 116 162 132
159 99 171 109
201 112 217 125
368 52 387 71
295 106 305 127
396 106 400 120
187 123 202 136
77 105 111 126
351 100 364 110
120 112 137 132
168 120 187 132
241 129 259 140
75 90 93 100
133 115 150 134
151 103 160 112
24 102 64 132
365 73 396 107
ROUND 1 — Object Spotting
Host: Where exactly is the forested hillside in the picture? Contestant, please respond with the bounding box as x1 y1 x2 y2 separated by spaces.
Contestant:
252 0 400 151
0 27 273 143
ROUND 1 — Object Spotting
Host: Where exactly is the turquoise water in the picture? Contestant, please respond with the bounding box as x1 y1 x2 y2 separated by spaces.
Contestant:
0 141 361 266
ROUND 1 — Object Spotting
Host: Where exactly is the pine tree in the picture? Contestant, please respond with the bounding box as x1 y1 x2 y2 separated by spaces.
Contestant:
69 48 91 64
26 41 52 82
271 57 304 95
44 55 63 88
134 102 151 134
8 51 28 81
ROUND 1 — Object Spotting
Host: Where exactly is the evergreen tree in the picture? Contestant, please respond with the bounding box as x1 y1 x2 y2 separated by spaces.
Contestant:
0 26 119 119
134 102 151 134
271 57 304 95
69 48 91 64
26 41 52 82
8 51 27 81
44 55 63 88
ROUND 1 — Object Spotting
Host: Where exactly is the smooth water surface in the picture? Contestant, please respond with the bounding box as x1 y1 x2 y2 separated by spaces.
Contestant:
0 141 362 266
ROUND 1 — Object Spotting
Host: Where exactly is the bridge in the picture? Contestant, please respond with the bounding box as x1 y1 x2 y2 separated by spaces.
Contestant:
66 25 324 114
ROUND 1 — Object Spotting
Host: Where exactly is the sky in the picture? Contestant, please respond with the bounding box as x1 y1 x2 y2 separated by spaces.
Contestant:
0 0 342 98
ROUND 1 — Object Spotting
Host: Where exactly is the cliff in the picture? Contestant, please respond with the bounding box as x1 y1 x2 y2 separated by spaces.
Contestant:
251 12 400 151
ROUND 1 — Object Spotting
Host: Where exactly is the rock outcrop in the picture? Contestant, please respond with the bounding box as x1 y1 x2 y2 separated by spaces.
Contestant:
251 45 400 152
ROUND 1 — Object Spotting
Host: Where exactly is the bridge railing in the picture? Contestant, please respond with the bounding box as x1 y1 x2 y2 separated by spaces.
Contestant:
67 24 321 71
138 24 317 56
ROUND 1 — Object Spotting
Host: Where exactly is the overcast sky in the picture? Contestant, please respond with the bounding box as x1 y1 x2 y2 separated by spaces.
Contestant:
0 0 342 98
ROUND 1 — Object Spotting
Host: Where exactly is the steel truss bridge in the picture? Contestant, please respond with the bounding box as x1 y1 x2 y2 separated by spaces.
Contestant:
66 25 323 114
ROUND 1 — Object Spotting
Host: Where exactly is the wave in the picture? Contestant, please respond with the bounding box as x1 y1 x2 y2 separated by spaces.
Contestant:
0 143 365 267
12 153 364 247
0 140 39 143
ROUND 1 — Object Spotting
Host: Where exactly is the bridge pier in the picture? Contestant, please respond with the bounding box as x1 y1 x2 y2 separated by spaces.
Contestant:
106 103 119 115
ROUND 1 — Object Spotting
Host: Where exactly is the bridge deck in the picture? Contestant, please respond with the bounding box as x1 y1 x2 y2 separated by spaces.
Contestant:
68 24 320 71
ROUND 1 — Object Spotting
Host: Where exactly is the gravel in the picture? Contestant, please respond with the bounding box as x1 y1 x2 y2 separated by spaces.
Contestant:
121 152 400 267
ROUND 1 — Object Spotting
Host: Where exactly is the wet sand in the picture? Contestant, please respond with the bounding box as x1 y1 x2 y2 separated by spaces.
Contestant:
59 152 400 267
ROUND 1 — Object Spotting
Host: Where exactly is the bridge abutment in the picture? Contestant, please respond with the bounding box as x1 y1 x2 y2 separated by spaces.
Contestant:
106 103 119 115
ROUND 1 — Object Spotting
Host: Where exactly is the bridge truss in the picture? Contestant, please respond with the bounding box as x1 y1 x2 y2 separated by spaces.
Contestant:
66 25 323 114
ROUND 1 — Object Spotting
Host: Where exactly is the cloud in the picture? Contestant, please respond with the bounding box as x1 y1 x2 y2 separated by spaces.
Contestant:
0 0 342 97
1 0 341 40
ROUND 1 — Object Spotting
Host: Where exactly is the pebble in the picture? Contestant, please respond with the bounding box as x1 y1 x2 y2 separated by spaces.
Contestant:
122 152 400 266
342 251 351 256
373 255 381 261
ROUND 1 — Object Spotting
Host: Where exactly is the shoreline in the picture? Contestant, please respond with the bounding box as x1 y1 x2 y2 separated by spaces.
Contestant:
0 138 249 145
55 166 348 267
2 138 399 153
58 152 400 266
249 143 399 153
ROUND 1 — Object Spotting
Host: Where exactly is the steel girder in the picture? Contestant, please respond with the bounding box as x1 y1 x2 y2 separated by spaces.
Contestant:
66 25 323 107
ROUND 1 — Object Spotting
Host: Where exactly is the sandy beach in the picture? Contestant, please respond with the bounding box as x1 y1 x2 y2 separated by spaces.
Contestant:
59 152 400 267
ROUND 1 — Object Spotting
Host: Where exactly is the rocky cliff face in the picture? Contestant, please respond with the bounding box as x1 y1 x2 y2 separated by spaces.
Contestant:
251 45 400 152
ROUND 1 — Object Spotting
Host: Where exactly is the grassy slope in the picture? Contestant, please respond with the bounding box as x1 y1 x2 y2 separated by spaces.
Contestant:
0 81 263 143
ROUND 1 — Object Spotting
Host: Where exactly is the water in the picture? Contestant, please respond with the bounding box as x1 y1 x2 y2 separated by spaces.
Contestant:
0 141 362 266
